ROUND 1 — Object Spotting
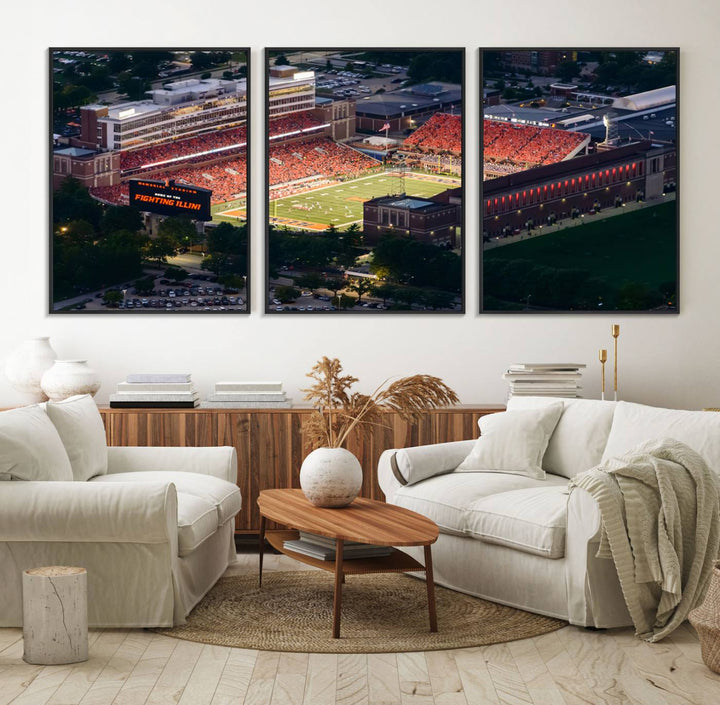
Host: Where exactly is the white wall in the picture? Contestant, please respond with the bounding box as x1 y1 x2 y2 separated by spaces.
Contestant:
1 0 718 410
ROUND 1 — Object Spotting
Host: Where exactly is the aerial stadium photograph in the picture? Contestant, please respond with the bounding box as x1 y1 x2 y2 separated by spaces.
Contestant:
265 48 464 313
481 48 678 313
50 48 249 313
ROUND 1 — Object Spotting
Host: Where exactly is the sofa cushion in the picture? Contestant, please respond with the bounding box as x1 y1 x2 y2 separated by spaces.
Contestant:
393 471 568 536
392 440 476 486
91 471 241 525
456 404 563 479
0 405 73 481
508 396 616 478
176 492 220 556
601 402 720 476
45 394 108 481
466 486 570 558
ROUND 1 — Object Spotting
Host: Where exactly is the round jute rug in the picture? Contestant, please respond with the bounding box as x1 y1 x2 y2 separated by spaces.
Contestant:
155 571 566 653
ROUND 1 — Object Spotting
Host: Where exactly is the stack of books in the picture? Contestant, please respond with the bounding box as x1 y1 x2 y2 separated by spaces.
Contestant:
502 363 586 399
109 373 199 408
200 381 292 408
283 531 393 561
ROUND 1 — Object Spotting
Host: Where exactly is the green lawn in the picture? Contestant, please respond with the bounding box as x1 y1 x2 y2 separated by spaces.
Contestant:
268 173 458 230
484 200 678 310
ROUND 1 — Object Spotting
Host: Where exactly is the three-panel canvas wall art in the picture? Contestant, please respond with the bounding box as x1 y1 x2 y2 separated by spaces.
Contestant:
50 47 677 314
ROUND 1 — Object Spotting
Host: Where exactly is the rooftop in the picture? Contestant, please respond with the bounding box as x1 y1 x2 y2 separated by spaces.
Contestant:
104 102 162 121
365 193 452 212
54 146 96 158
386 197 436 209
355 84 462 119
483 104 584 127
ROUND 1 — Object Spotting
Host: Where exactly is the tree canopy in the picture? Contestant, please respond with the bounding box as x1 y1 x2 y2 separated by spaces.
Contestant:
407 52 462 85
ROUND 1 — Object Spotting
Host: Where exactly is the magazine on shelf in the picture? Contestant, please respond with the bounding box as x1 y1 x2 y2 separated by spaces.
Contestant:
214 381 283 392
117 382 195 392
109 400 200 408
207 392 287 402
507 363 586 371
110 392 199 403
200 400 293 408
298 531 365 548
126 373 192 384
502 372 582 380
283 538 393 561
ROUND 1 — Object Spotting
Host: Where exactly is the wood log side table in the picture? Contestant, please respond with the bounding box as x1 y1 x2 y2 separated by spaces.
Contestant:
22 566 88 665
257 488 439 639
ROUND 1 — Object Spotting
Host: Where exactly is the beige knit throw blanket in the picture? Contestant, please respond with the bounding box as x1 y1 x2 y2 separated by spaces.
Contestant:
570 438 720 642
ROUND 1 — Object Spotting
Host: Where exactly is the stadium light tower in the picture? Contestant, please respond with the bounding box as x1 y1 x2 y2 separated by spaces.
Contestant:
602 111 619 146
391 164 405 196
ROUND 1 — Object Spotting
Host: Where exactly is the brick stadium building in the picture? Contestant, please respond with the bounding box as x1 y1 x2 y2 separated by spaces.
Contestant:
363 190 461 246
53 77 248 196
52 147 120 191
502 50 577 76
482 141 676 239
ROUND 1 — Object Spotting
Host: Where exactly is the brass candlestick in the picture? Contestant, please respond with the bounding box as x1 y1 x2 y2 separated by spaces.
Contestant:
599 349 607 401
611 324 620 401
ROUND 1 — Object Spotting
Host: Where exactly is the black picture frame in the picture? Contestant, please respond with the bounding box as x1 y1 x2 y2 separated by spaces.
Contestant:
480 48 679 314
50 47 251 314
265 47 465 314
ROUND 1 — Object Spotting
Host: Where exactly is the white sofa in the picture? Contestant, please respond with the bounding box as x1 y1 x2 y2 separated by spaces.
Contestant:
378 397 720 628
0 395 241 628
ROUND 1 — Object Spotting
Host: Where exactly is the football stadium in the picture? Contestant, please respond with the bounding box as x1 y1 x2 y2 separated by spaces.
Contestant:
51 50 251 311
480 49 678 312
262 52 464 312
62 103 249 218
264 65 462 234
54 57 463 240
267 172 452 231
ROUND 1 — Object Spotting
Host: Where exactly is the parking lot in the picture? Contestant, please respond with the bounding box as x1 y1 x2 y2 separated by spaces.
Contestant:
312 64 408 101
59 272 247 313
120 281 245 312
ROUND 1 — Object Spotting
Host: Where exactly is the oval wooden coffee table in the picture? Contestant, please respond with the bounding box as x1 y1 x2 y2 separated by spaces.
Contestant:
257 488 439 639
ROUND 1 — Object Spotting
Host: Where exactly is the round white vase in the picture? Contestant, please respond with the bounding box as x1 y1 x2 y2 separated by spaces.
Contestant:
4 337 58 402
40 360 101 402
299 447 363 508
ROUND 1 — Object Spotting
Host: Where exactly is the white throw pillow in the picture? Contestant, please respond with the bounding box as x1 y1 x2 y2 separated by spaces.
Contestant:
508 396 616 478
456 404 564 479
45 394 108 481
601 401 720 477
0 405 73 481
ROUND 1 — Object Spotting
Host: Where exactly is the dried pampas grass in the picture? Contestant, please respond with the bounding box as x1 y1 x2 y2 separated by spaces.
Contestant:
302 356 458 449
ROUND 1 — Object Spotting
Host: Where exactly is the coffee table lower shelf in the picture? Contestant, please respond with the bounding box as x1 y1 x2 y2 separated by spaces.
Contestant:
260 529 437 638
265 529 425 574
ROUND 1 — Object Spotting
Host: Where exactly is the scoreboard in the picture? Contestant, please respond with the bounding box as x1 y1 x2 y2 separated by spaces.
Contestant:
129 179 212 221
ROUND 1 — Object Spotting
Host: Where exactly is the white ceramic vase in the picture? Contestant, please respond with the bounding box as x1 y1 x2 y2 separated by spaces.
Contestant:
4 337 58 402
299 447 363 508
40 360 101 402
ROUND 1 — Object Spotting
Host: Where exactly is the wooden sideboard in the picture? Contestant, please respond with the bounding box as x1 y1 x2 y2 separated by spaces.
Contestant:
99 405 504 533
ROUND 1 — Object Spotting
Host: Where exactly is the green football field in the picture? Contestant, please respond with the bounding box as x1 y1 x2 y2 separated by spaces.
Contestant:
267 172 460 231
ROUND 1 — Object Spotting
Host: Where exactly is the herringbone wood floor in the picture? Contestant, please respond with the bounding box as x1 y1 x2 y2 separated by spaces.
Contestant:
0 553 718 705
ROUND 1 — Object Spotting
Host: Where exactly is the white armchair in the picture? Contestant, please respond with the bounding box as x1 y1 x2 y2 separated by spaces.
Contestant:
0 397 241 628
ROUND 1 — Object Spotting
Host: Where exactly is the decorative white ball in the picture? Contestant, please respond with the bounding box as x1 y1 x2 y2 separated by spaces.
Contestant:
299 447 363 508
